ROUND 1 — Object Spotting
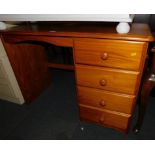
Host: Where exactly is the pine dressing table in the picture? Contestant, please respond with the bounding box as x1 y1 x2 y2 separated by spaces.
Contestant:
0 22 153 133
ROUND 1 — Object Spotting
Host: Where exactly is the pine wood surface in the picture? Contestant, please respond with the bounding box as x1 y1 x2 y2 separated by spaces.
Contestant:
77 86 135 114
76 64 139 95
1 22 153 132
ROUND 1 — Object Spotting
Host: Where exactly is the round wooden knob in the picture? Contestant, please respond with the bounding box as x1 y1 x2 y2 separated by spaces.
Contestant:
99 115 105 123
101 52 108 60
99 79 107 86
99 100 106 107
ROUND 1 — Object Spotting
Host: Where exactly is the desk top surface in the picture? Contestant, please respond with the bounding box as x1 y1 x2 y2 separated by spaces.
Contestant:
0 22 154 42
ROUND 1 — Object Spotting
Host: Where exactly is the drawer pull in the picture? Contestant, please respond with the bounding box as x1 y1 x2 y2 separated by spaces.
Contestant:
99 79 107 86
99 115 105 123
100 52 108 60
99 100 106 107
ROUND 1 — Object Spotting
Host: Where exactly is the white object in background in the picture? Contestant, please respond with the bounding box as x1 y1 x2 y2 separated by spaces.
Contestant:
0 21 17 30
0 14 134 34
116 22 130 34
0 14 134 22
0 39 24 104
0 22 7 30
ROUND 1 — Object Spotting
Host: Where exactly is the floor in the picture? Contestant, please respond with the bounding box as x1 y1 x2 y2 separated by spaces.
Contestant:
0 69 155 140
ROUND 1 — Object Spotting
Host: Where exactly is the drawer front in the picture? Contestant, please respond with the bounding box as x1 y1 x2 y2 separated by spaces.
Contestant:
74 38 146 71
76 64 139 95
77 86 135 114
79 105 131 131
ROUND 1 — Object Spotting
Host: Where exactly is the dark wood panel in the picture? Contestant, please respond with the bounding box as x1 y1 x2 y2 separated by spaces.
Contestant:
2 41 51 103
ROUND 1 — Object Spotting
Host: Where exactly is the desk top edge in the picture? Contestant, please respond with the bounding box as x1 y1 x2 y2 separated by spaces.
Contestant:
0 22 154 42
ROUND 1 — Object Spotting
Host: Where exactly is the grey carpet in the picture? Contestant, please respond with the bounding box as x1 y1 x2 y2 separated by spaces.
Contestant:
0 69 155 140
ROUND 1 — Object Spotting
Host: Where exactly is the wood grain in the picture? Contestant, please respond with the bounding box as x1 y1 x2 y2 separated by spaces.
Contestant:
79 104 131 132
74 38 147 71
0 22 153 132
2 41 51 103
76 64 139 95
3 35 73 47
77 86 135 114
0 23 153 42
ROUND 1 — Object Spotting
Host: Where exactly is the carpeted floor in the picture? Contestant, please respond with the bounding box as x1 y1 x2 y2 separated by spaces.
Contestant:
0 69 155 140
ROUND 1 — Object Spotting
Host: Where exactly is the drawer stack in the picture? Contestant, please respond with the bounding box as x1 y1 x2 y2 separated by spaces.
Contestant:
74 38 147 132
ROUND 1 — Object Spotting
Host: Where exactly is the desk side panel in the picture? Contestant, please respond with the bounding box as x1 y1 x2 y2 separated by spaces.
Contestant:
2 38 51 103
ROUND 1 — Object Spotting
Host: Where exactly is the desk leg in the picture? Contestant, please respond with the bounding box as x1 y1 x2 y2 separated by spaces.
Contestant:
133 80 155 133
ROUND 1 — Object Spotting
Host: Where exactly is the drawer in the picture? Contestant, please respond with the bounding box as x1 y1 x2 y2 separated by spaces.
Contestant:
77 86 135 114
74 38 147 71
76 64 139 95
79 105 131 132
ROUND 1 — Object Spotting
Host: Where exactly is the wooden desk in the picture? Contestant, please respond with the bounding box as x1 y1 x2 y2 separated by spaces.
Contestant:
0 22 153 133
